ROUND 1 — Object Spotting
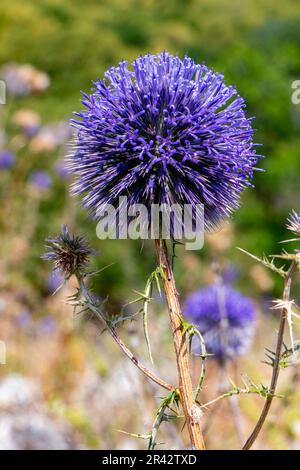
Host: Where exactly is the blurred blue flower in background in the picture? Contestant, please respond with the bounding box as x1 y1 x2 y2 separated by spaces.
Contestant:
38 315 57 335
184 284 255 363
12 109 41 137
70 52 260 233
24 123 40 137
45 269 64 294
54 160 70 180
0 63 50 96
0 150 15 170
222 264 241 285
15 309 32 329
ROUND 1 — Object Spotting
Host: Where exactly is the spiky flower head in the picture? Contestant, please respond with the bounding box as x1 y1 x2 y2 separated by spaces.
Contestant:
43 225 94 278
184 284 255 363
69 52 260 233
29 170 52 191
287 210 300 236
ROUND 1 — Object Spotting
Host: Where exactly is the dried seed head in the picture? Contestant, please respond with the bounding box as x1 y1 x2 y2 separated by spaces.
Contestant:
42 225 94 278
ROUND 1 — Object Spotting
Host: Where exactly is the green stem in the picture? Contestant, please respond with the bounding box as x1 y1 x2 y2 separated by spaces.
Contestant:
78 276 173 392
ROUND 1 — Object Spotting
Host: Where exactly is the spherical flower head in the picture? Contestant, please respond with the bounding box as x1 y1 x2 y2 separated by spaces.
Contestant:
0 150 15 170
69 52 260 234
184 284 255 363
42 225 94 278
287 210 300 236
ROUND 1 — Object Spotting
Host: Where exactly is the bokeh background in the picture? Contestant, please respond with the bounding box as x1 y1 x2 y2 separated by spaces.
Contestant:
0 0 300 450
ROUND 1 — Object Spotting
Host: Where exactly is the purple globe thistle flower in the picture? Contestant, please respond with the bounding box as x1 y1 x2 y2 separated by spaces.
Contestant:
43 225 94 278
0 150 15 170
28 170 52 191
184 284 255 363
69 52 260 233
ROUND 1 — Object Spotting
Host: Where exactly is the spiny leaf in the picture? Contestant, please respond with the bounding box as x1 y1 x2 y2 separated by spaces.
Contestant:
237 247 287 278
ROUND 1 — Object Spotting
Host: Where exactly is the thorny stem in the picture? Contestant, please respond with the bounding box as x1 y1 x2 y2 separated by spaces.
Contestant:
243 260 298 450
155 239 205 450
193 329 207 402
77 277 173 392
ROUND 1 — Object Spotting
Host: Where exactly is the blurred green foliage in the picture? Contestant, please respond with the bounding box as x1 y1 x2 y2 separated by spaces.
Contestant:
1 0 300 303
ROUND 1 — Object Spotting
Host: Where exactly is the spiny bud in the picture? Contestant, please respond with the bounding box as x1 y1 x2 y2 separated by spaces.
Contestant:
42 225 94 278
